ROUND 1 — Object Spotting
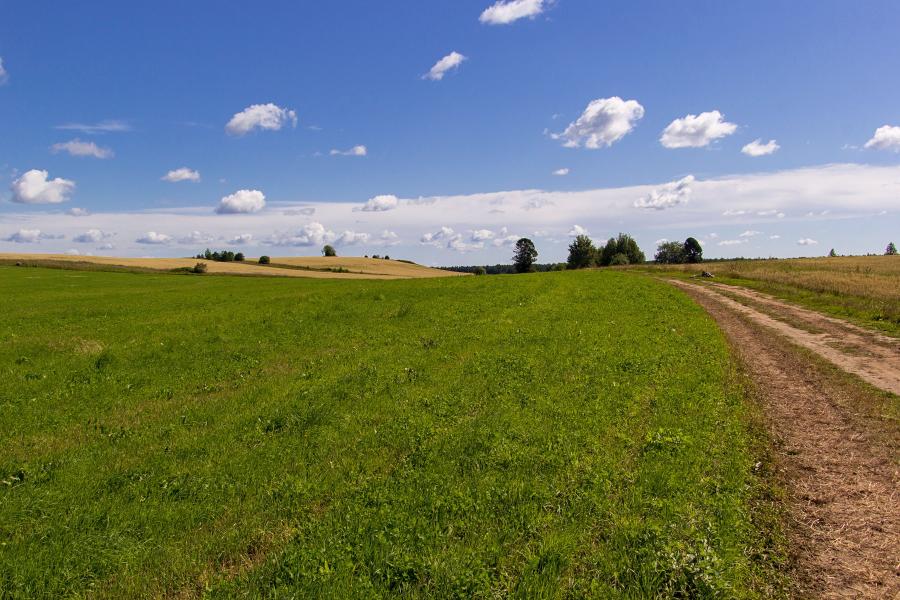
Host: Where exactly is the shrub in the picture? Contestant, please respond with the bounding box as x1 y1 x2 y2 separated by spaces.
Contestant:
609 253 630 266
191 262 207 274
473 266 486 276
258 255 271 265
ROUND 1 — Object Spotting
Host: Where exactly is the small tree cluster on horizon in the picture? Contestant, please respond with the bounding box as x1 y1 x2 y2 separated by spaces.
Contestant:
654 237 703 264
196 249 245 262
566 233 645 269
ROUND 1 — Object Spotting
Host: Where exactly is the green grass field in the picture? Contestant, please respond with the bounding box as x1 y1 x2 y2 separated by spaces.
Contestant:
0 267 784 598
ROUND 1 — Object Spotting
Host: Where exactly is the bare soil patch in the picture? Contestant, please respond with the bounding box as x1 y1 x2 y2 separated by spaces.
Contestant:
671 280 899 598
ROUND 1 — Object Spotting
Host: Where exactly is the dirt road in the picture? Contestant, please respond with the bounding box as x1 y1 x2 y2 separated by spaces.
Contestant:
671 280 899 598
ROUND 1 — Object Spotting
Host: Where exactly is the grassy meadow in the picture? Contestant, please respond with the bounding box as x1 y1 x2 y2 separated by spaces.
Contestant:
640 256 900 336
0 266 783 598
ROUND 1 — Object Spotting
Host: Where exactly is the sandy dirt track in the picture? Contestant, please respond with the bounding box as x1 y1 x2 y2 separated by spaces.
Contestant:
672 280 899 598
0 254 466 280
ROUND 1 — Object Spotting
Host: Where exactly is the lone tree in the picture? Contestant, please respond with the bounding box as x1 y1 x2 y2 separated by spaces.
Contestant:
322 244 337 257
258 255 271 265
567 235 596 269
683 237 703 263
828 248 838 257
655 241 686 264
886 242 898 256
512 238 538 273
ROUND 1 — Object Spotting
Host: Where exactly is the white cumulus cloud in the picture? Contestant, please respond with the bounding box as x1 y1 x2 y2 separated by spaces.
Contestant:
4 229 63 243
267 222 336 247
660 110 737 148
225 103 297 136
51 139 113 159
378 230 401 246
479 0 546 24
634 175 694 210
330 145 367 157
742 139 780 157
228 233 254 245
178 231 216 245
10 169 76 204
357 194 399 212
420 226 457 246
136 232 173 245
424 52 466 81
553 168 570 176
73 229 113 243
568 224 589 236
162 168 201 183
335 230 369 245
554 97 645 149
864 125 900 152
216 189 266 214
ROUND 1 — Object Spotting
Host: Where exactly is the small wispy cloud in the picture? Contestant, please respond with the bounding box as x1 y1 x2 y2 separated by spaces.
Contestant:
55 120 131 135
423 51 466 81
162 168 201 183
480 0 548 25
330 145 367 157
51 139 114 159
742 139 780 157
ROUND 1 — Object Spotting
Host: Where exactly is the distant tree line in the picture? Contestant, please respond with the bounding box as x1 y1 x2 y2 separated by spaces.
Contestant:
440 263 566 275
440 233 649 275
196 249 245 262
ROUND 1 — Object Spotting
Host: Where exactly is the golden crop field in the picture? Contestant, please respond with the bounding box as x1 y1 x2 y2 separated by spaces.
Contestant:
270 256 470 278
0 254 466 280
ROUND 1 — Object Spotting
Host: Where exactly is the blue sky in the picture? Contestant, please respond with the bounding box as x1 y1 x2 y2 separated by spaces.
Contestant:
1 0 898 263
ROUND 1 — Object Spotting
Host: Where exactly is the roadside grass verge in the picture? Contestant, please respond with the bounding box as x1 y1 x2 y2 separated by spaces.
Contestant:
0 267 785 597
637 256 900 337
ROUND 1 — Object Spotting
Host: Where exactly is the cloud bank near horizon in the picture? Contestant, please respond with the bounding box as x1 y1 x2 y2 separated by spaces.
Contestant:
2 163 897 263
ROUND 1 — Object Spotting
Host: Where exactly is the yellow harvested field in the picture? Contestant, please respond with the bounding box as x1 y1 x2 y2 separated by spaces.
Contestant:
0 254 466 280
270 256 469 278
